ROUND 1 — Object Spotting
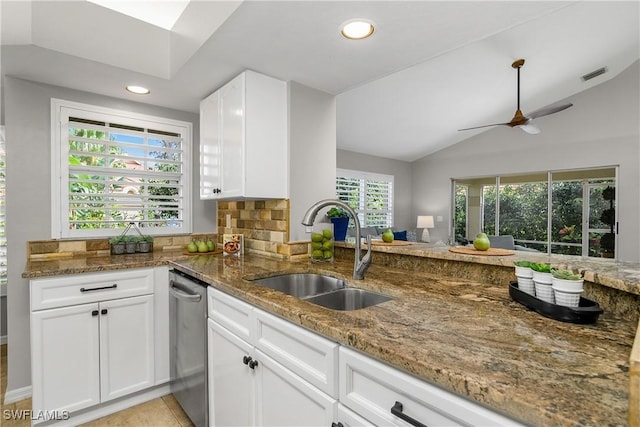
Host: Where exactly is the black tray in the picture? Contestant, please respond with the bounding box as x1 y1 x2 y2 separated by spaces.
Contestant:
509 282 603 324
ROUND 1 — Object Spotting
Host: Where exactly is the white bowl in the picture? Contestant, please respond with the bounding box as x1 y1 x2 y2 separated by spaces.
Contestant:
515 266 533 278
552 278 584 292
532 271 553 285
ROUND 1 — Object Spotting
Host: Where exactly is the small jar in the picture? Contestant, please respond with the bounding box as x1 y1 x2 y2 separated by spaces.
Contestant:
310 223 334 263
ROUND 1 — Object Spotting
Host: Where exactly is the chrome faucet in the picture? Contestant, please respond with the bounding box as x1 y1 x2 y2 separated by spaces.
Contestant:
302 199 372 280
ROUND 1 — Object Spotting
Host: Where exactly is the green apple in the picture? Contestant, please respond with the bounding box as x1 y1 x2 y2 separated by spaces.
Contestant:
311 232 324 243
197 241 209 253
382 228 394 243
473 233 491 251
187 242 198 253
206 240 215 251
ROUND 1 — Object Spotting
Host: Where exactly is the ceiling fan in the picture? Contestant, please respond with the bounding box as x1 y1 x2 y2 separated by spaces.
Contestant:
458 59 573 135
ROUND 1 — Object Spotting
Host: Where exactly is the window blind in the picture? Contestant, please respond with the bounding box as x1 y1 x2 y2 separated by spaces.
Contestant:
53 100 192 238
336 168 393 228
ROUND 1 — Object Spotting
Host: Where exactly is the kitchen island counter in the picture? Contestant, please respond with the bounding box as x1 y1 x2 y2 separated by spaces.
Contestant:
170 253 635 427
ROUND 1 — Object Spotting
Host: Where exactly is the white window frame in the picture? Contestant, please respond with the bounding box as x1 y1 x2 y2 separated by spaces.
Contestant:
336 168 394 228
51 99 192 238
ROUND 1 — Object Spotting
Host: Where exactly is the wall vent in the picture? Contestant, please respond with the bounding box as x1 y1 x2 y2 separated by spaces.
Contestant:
581 67 608 82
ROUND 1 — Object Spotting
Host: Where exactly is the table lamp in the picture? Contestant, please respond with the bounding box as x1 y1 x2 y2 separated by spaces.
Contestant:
417 215 434 243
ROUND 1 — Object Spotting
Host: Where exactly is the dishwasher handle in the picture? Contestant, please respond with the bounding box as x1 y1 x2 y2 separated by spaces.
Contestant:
169 280 202 302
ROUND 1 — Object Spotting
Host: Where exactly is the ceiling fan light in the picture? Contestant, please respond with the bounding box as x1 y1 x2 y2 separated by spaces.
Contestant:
340 20 375 40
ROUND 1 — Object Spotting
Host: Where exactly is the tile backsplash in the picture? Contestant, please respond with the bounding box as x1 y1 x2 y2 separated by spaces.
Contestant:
217 199 308 261
28 198 310 261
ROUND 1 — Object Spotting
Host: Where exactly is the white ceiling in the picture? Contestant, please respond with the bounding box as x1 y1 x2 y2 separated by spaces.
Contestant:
1 1 639 161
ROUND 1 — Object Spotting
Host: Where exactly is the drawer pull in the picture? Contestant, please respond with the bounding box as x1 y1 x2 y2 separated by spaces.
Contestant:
331 423 344 427
242 355 252 365
101 309 108 315
91 310 99 316
80 284 118 293
391 401 428 427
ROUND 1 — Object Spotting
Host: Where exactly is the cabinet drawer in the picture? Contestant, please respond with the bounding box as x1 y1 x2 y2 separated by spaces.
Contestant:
339 347 521 427
254 309 338 398
207 287 253 342
31 268 154 310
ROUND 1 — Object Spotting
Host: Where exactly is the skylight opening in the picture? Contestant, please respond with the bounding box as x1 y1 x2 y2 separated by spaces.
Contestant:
87 0 190 30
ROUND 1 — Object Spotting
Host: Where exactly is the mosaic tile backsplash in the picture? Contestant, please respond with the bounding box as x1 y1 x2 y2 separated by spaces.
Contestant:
28 198 309 261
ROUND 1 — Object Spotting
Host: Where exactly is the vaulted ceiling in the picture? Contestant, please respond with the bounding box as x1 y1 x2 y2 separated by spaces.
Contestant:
1 1 638 161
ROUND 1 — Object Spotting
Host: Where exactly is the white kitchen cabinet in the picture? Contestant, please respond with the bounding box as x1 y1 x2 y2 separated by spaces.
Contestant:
335 403 374 427
31 302 101 413
339 346 522 427
99 295 155 402
199 70 287 200
30 269 156 417
207 287 337 426
208 318 254 427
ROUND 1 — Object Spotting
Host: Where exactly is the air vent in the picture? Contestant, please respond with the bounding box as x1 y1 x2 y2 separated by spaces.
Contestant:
581 67 608 82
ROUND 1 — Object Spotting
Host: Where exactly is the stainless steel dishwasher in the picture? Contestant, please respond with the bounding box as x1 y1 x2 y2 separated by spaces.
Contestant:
169 269 208 427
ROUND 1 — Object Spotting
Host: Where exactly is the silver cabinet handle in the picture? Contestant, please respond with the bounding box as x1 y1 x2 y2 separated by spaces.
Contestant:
169 281 202 302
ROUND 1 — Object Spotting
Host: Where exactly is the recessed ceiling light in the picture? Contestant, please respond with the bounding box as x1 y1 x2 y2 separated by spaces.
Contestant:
340 19 375 40
126 85 150 95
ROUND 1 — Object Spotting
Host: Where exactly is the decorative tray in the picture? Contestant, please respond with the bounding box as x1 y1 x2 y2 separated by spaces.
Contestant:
449 246 514 256
509 282 603 324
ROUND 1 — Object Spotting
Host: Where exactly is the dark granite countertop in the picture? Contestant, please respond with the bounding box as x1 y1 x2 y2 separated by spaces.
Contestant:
170 254 634 427
23 250 639 426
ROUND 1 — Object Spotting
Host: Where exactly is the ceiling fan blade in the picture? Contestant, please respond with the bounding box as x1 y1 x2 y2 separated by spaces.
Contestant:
519 123 540 134
458 122 510 131
528 103 573 120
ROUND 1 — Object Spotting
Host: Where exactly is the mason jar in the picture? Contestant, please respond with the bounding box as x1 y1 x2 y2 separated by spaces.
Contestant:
310 223 334 263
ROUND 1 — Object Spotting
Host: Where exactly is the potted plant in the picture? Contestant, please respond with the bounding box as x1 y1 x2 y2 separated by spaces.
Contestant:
109 236 126 255
513 260 534 296
551 269 584 307
531 263 554 303
124 235 138 254
326 207 350 241
138 235 153 253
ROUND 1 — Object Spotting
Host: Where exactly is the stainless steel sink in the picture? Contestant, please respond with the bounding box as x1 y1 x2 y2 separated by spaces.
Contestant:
250 273 393 311
303 288 393 311
251 273 345 298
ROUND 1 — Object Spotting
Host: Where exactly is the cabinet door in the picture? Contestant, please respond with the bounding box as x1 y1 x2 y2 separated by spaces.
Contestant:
336 403 373 427
99 295 155 402
208 319 254 427
219 74 245 198
200 90 221 199
31 303 101 414
255 349 336 427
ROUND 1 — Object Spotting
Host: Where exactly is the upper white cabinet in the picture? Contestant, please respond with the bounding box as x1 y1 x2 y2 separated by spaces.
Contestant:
200 70 288 200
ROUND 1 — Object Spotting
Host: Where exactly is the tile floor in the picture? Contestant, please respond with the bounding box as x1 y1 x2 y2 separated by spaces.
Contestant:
1 344 195 426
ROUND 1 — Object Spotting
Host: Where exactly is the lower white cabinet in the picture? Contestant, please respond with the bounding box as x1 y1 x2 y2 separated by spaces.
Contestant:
339 346 521 427
30 269 157 417
207 288 337 426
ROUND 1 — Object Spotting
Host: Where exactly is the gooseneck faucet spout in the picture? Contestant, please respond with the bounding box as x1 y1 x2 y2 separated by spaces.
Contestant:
302 199 372 280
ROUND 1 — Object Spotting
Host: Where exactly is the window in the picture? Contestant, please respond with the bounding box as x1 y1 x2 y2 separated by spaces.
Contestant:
336 168 393 228
452 167 617 258
52 99 192 238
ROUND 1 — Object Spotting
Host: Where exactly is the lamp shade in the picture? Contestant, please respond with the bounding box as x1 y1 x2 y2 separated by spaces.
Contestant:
417 215 434 229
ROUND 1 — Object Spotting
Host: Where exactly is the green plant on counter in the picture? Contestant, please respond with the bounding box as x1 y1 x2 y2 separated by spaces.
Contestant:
514 260 532 268
530 263 551 273
326 207 349 219
140 235 153 243
551 269 582 280
109 236 126 244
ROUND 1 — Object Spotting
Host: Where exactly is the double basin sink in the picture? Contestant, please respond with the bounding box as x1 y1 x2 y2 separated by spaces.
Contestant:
250 273 392 311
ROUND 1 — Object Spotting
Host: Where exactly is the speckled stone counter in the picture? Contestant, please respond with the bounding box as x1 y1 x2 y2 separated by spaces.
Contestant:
23 249 639 426
169 254 634 427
